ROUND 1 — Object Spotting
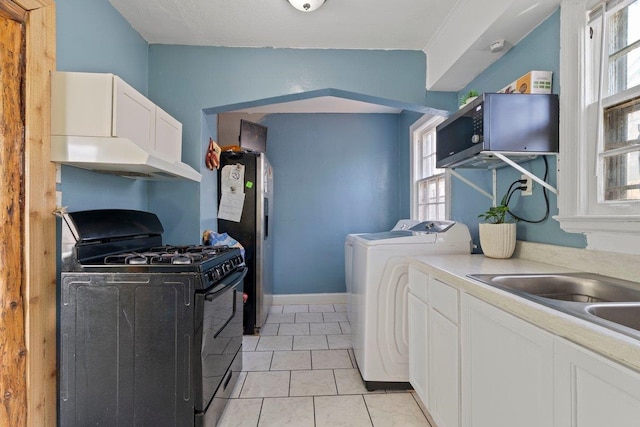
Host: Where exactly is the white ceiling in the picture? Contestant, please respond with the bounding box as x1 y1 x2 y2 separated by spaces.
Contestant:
108 0 561 111
108 0 459 50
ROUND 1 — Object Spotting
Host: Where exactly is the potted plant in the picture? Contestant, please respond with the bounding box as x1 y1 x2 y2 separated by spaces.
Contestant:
459 89 479 108
477 195 517 259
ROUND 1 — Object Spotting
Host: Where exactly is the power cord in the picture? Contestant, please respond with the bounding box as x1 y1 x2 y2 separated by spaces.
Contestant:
504 156 550 224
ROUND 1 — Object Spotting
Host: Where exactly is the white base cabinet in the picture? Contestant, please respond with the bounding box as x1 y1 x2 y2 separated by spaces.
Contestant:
408 266 640 427
408 267 460 427
429 303 459 427
408 268 430 408
408 292 429 407
555 337 640 427
461 293 554 427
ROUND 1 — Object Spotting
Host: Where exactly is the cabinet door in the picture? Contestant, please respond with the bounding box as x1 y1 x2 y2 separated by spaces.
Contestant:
51 71 114 137
408 292 429 407
155 106 182 162
112 76 156 152
429 307 459 427
461 294 554 427
555 337 640 427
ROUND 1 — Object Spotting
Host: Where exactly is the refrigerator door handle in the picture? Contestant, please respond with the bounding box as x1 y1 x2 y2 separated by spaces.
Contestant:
264 198 269 239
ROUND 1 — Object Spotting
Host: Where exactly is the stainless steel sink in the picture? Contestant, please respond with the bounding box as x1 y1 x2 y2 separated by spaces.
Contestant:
469 273 640 303
468 273 640 340
585 304 640 332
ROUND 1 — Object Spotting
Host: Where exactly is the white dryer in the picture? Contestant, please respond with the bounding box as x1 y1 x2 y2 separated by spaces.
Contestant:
344 220 420 306
350 220 471 390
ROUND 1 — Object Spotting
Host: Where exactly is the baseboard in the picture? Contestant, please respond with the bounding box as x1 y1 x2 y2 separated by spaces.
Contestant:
271 293 347 305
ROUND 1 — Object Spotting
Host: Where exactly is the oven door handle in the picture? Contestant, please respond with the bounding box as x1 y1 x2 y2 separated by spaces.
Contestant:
204 267 248 300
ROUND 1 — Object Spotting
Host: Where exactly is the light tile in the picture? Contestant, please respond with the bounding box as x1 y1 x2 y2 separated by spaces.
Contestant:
265 313 295 324
334 369 384 395
259 323 279 336
242 351 273 371
230 371 247 398
269 305 284 314
293 335 328 350
340 322 352 334
240 371 290 398
364 393 430 426
348 348 357 367
217 398 263 427
258 397 314 427
256 336 293 351
309 304 335 313
282 304 309 313
315 395 373 427
271 350 311 371
277 323 310 336
289 369 337 396
323 312 348 323
411 391 436 426
328 334 352 350
295 312 324 323
243 335 259 352
310 322 342 335
312 349 353 369
333 303 348 312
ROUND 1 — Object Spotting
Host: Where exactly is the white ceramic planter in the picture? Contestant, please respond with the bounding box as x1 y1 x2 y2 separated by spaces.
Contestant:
479 223 516 259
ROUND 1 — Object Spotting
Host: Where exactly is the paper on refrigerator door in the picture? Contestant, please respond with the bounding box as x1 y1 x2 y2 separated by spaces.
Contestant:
220 164 245 193
218 190 245 222
219 164 246 221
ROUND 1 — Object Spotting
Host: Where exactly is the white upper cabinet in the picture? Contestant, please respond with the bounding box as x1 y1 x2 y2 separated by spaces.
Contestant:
154 106 183 162
51 71 182 163
112 75 156 153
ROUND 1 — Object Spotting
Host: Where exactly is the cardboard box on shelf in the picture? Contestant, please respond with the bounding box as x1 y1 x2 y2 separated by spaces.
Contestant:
498 71 553 94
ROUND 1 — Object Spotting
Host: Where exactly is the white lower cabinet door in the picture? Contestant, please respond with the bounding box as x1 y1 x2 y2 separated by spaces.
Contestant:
555 337 640 427
408 292 429 408
429 308 459 427
461 294 554 427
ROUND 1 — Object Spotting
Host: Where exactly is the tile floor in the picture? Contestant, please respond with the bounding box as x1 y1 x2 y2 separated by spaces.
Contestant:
217 304 433 427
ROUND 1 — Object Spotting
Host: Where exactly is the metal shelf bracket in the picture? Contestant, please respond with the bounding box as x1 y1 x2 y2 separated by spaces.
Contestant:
449 152 558 206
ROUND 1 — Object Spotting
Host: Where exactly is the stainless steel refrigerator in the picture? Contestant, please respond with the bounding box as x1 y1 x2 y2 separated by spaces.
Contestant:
218 151 273 335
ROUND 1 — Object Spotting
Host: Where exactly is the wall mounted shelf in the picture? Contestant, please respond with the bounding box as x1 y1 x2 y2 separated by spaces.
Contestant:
449 151 558 206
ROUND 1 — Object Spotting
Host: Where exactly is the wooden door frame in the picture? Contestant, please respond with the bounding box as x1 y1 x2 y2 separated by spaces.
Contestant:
0 1 56 426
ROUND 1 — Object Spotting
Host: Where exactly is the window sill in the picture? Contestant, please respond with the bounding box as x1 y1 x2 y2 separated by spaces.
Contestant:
555 215 640 255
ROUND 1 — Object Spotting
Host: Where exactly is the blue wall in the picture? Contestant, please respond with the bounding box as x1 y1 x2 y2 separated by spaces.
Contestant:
55 0 587 297
451 9 587 249
146 46 428 245
56 0 150 212
262 113 402 294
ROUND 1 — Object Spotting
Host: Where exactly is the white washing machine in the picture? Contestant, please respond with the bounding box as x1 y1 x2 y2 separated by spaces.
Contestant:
344 220 420 320
350 220 471 390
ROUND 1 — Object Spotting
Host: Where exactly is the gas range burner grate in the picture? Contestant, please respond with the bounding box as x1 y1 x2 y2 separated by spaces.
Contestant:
102 245 233 265
149 253 204 265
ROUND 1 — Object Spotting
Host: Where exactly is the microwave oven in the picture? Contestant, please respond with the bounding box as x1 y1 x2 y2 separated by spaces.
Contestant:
435 93 559 168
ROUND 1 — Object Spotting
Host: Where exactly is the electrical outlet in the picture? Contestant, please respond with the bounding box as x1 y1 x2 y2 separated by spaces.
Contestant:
521 174 533 196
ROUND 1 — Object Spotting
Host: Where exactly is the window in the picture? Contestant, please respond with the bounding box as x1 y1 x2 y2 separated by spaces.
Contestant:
590 0 640 202
557 0 640 254
410 115 447 221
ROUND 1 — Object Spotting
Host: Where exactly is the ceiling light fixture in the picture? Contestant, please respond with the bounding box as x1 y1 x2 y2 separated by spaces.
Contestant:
287 0 326 12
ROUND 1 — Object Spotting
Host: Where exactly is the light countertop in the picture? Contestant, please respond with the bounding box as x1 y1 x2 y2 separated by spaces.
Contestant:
409 254 640 372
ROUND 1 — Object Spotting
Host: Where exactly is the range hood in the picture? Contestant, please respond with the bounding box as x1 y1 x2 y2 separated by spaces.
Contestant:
51 136 202 182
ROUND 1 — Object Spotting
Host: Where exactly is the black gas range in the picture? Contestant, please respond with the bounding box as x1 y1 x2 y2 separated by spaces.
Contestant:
58 209 246 427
